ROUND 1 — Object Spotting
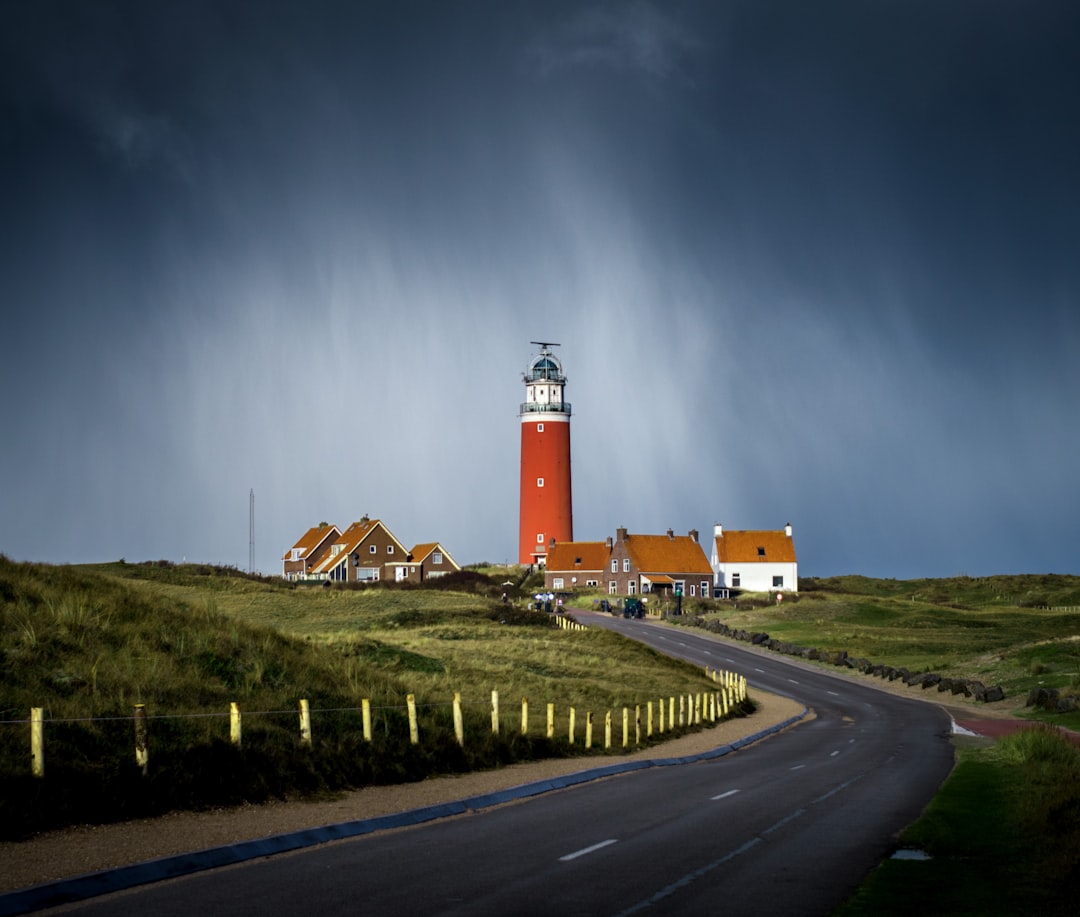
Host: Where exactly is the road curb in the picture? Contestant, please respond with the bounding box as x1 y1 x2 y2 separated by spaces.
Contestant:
0 709 808 916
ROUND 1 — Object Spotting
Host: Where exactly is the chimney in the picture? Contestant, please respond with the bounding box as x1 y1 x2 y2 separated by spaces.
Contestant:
714 522 723 538
666 529 674 540
689 529 699 543
616 527 627 543
784 523 792 538
605 536 613 549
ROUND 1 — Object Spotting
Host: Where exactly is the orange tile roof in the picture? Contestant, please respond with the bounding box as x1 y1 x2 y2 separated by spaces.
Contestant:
409 542 460 569
282 523 340 560
310 518 390 573
714 530 797 564
625 534 713 575
546 541 610 572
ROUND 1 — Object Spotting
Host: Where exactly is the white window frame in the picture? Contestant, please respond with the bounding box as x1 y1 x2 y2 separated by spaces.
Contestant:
553 578 564 589
537 423 544 432
387 545 394 554
611 559 618 573
622 558 630 573
369 544 377 554
609 581 617 594
537 477 544 487
537 533 545 544
586 579 598 587
433 552 442 565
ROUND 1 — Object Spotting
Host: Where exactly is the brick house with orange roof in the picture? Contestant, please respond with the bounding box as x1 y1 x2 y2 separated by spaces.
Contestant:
309 517 408 583
390 542 461 583
606 527 713 600
543 540 610 592
282 523 341 580
711 523 798 595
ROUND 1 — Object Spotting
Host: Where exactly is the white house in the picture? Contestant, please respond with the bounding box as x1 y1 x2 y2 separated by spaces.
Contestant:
711 523 798 595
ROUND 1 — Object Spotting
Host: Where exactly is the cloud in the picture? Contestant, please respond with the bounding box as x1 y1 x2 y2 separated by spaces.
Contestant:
523 2 701 82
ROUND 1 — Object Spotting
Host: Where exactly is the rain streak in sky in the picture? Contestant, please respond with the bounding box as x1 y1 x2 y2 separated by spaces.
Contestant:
2 1 1078 578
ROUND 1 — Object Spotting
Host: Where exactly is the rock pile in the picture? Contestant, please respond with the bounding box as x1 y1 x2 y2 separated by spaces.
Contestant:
687 617 1007 702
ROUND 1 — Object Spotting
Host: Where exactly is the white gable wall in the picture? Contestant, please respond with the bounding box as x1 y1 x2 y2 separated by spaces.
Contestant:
715 561 798 594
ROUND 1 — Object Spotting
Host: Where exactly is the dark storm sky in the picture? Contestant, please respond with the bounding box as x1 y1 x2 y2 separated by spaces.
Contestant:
1 1 1078 577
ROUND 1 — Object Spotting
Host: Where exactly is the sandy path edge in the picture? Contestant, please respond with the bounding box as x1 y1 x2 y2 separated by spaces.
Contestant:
0 691 804 893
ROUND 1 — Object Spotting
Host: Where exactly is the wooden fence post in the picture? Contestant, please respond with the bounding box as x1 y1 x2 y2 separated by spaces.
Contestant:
604 710 612 749
547 702 555 739
623 707 629 748
669 696 675 730
647 701 653 737
658 697 665 734
134 704 149 775
407 694 419 745
230 702 242 748
453 692 464 746
362 698 372 742
586 711 594 749
569 707 576 744
491 690 500 735
299 699 312 746
521 697 528 735
31 707 44 778
678 695 685 727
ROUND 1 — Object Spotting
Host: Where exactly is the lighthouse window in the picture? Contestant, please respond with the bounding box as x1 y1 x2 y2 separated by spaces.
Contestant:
537 477 544 487
537 533 545 544
536 423 544 432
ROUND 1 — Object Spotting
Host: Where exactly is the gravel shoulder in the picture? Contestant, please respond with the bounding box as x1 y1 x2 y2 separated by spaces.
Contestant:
1 690 805 893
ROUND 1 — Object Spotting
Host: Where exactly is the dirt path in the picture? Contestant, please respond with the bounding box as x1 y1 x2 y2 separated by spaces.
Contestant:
0 691 805 894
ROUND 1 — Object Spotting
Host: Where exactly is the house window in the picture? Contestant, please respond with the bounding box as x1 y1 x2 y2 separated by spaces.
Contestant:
586 579 598 587
291 548 302 561
537 423 544 432
553 578 564 589
537 477 544 487
773 575 784 588
732 573 741 587
622 558 630 573
675 581 685 596
356 567 378 581
689 585 696 597
433 552 443 565
611 559 618 573
387 545 394 554
369 545 377 554
701 580 709 596
628 580 636 595
609 581 617 594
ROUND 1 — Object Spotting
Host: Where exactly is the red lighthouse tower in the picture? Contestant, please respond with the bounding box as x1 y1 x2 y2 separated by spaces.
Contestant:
518 342 573 566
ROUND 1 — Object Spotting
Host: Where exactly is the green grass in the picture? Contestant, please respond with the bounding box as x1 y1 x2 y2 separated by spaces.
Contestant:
0 557 741 838
835 727 1080 916
677 573 1080 728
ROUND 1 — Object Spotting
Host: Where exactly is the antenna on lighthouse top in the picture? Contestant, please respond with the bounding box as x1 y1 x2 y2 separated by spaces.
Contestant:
530 341 560 353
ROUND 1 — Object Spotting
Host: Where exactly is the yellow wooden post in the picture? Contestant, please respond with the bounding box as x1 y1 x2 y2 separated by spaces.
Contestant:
635 704 641 745
521 697 528 735
299 699 311 746
695 693 702 725
31 707 44 778
586 711 594 749
407 694 419 745
491 689 500 735
134 704 149 775
678 695 685 727
569 707 576 744
230 702 242 748
604 710 612 749
453 692 464 746
668 696 675 730
658 698 665 734
646 701 653 737
622 707 629 748
547 702 555 739
362 698 372 742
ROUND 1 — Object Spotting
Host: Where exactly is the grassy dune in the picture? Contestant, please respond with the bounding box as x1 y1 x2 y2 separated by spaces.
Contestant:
0 558 736 838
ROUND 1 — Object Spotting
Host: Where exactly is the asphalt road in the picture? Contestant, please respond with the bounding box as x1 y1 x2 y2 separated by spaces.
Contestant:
40 611 955 916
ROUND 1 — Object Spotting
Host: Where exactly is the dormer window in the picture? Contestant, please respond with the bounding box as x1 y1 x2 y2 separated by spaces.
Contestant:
757 547 765 557
291 548 302 561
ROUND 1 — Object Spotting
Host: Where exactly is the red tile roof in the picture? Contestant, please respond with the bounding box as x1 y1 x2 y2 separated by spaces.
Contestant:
282 523 340 560
625 534 713 575
714 530 797 564
546 541 610 572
